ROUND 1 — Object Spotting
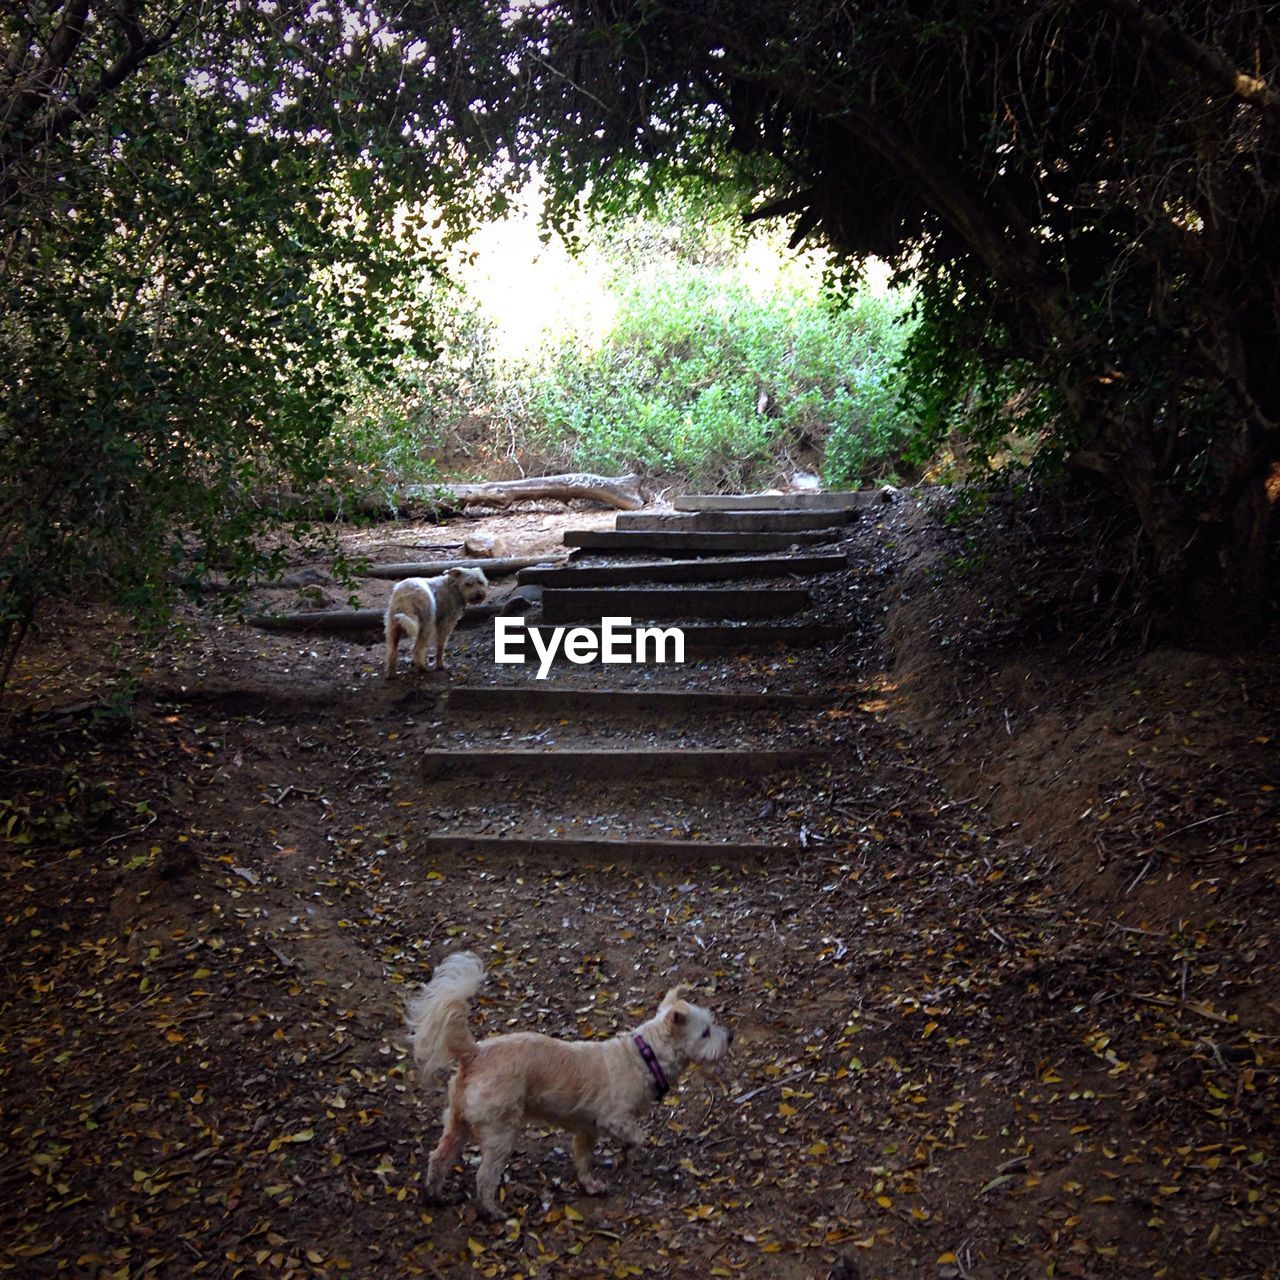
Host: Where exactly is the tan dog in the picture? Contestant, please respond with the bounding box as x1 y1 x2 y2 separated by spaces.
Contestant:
384 568 488 677
405 952 732 1219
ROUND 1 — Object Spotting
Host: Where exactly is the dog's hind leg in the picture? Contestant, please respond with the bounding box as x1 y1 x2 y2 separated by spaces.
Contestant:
571 1127 607 1196
412 619 435 672
384 620 401 678
472 1119 517 1220
426 1104 467 1200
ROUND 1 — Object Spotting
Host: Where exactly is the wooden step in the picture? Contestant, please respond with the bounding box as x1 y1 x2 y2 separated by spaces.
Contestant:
439 686 829 717
615 509 856 533
421 747 822 782
517 553 847 587
540 586 809 624
674 491 887 511
412 834 792 861
511 621 841 656
564 529 841 554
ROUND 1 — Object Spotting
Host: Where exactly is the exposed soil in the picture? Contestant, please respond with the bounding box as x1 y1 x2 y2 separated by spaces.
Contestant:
2 494 1277 1280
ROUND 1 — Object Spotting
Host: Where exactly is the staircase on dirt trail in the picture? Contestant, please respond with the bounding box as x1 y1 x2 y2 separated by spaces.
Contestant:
415 492 877 863
517 620 843 656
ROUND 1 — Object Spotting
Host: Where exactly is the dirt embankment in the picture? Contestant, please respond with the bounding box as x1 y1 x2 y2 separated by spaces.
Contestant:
877 496 1279 991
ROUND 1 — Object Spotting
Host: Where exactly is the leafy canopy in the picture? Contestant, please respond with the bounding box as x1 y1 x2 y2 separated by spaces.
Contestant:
467 0 1279 611
4 0 1278 686
1 1 514 683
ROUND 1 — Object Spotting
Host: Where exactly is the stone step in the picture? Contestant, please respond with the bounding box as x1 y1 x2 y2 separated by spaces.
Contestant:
540 586 809 624
438 686 829 717
509 621 841 656
517 553 847 587
564 529 840 554
411 834 791 861
420 747 822 782
615 509 856 533
674 490 889 511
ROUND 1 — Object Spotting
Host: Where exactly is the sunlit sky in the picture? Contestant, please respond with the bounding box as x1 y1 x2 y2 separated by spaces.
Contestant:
462 208 617 359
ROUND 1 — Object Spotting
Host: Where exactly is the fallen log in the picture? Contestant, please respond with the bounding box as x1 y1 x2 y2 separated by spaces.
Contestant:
249 608 386 635
407 472 644 512
254 474 643 521
359 556 562 581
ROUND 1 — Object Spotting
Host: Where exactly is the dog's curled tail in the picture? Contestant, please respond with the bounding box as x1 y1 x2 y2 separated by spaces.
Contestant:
405 951 484 1079
391 611 419 640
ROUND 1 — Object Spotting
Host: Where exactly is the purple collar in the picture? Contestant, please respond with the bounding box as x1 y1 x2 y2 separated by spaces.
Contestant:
633 1034 669 1099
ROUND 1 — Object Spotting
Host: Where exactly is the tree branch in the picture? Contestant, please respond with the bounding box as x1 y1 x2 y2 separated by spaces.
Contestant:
0 2 193 191
1105 0 1280 123
1 0 93 144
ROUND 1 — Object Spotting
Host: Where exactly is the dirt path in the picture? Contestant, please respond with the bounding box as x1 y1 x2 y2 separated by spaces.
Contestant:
1 501 1277 1280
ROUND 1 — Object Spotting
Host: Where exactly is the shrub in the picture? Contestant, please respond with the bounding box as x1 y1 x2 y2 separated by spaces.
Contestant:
464 226 919 488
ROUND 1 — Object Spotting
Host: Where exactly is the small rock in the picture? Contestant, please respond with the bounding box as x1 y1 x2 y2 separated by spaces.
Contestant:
499 586 543 616
465 532 508 558
279 567 334 588
293 586 336 610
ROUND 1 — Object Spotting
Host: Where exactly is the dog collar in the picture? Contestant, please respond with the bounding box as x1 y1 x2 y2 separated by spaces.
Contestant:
633 1034 669 1099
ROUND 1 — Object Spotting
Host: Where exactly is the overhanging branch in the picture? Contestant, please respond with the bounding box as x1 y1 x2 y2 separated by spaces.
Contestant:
1105 0 1280 123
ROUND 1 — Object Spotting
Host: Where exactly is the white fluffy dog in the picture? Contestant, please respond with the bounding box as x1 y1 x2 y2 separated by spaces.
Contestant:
384 567 489 677
405 952 733 1218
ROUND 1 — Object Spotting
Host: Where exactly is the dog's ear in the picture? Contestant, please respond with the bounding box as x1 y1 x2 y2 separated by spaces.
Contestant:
665 1006 686 1027
660 983 692 1010
448 567 465 580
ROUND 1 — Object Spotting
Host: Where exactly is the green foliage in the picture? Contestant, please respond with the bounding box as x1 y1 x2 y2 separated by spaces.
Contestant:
335 291 497 494
468 0 1280 612
7 0 1273 682
888 263 1059 480
0 2 488 686
386 207 918 490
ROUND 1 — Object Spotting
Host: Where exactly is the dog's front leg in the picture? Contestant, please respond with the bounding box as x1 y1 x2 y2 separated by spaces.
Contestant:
571 1127 608 1196
605 1116 647 1149
473 1122 517 1221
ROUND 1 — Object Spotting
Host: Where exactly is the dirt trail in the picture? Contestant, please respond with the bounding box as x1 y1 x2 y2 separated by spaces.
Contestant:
1 499 1277 1280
